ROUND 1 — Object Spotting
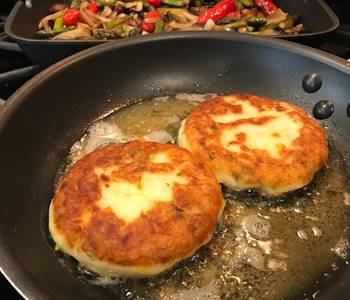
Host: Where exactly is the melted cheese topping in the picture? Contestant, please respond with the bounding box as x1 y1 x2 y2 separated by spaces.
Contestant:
212 100 302 158
212 98 286 123
97 171 188 223
151 152 171 164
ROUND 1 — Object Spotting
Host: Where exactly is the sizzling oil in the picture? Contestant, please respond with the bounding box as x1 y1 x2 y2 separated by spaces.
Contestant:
64 94 350 300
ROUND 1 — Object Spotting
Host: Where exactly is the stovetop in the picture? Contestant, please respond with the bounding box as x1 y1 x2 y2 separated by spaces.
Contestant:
0 19 39 101
0 273 22 300
1 1 350 299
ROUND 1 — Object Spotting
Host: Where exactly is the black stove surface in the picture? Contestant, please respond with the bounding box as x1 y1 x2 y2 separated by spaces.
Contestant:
0 26 39 101
0 273 22 300
1 1 350 299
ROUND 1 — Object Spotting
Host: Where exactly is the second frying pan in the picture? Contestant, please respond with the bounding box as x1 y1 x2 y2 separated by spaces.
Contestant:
5 0 339 66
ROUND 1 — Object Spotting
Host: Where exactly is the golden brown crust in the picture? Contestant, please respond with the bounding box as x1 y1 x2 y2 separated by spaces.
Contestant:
51 140 223 267
180 94 328 194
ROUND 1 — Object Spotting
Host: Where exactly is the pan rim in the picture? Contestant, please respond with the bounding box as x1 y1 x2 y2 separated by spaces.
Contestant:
1 31 350 300
3 30 350 114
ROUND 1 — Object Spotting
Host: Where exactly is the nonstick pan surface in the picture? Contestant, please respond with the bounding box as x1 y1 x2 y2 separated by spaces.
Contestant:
5 0 339 66
0 32 350 300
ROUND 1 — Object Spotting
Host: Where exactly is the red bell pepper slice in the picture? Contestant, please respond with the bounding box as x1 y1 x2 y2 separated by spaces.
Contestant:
197 0 236 24
254 0 277 15
146 0 161 8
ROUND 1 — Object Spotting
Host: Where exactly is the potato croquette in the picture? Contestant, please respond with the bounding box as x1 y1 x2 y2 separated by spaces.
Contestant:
49 140 224 277
178 94 328 196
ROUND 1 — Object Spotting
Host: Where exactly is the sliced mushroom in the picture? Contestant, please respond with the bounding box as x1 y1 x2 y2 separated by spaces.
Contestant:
38 10 66 30
100 6 113 17
181 10 198 21
204 19 215 30
168 20 197 29
259 28 279 35
266 8 288 25
124 2 143 12
79 1 100 27
80 8 100 27
80 2 111 28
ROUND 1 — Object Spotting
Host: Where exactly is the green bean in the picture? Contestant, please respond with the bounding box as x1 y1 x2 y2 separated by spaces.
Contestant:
238 0 253 7
143 1 155 11
224 21 247 29
247 18 266 29
161 0 186 8
96 0 117 7
37 28 70 38
93 28 122 39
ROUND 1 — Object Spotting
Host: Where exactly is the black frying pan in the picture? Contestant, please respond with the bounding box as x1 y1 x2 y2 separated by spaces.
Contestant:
0 32 350 300
4 0 339 66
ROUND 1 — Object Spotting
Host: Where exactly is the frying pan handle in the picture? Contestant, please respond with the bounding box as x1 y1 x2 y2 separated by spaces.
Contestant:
321 26 350 60
0 65 41 84
0 99 5 114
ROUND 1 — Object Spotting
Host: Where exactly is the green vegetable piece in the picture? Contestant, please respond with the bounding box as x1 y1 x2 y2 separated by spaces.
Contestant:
154 20 165 32
96 0 116 7
247 18 266 29
53 17 63 30
37 28 70 38
157 8 188 22
70 0 81 9
161 0 185 7
121 24 135 37
106 18 123 29
238 0 253 7
165 11 174 20
92 28 122 39
278 18 293 30
157 8 185 14
224 21 247 30
143 1 155 11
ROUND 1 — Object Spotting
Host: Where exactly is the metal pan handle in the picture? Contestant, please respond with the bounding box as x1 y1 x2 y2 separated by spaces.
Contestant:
0 98 5 114
0 65 40 84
